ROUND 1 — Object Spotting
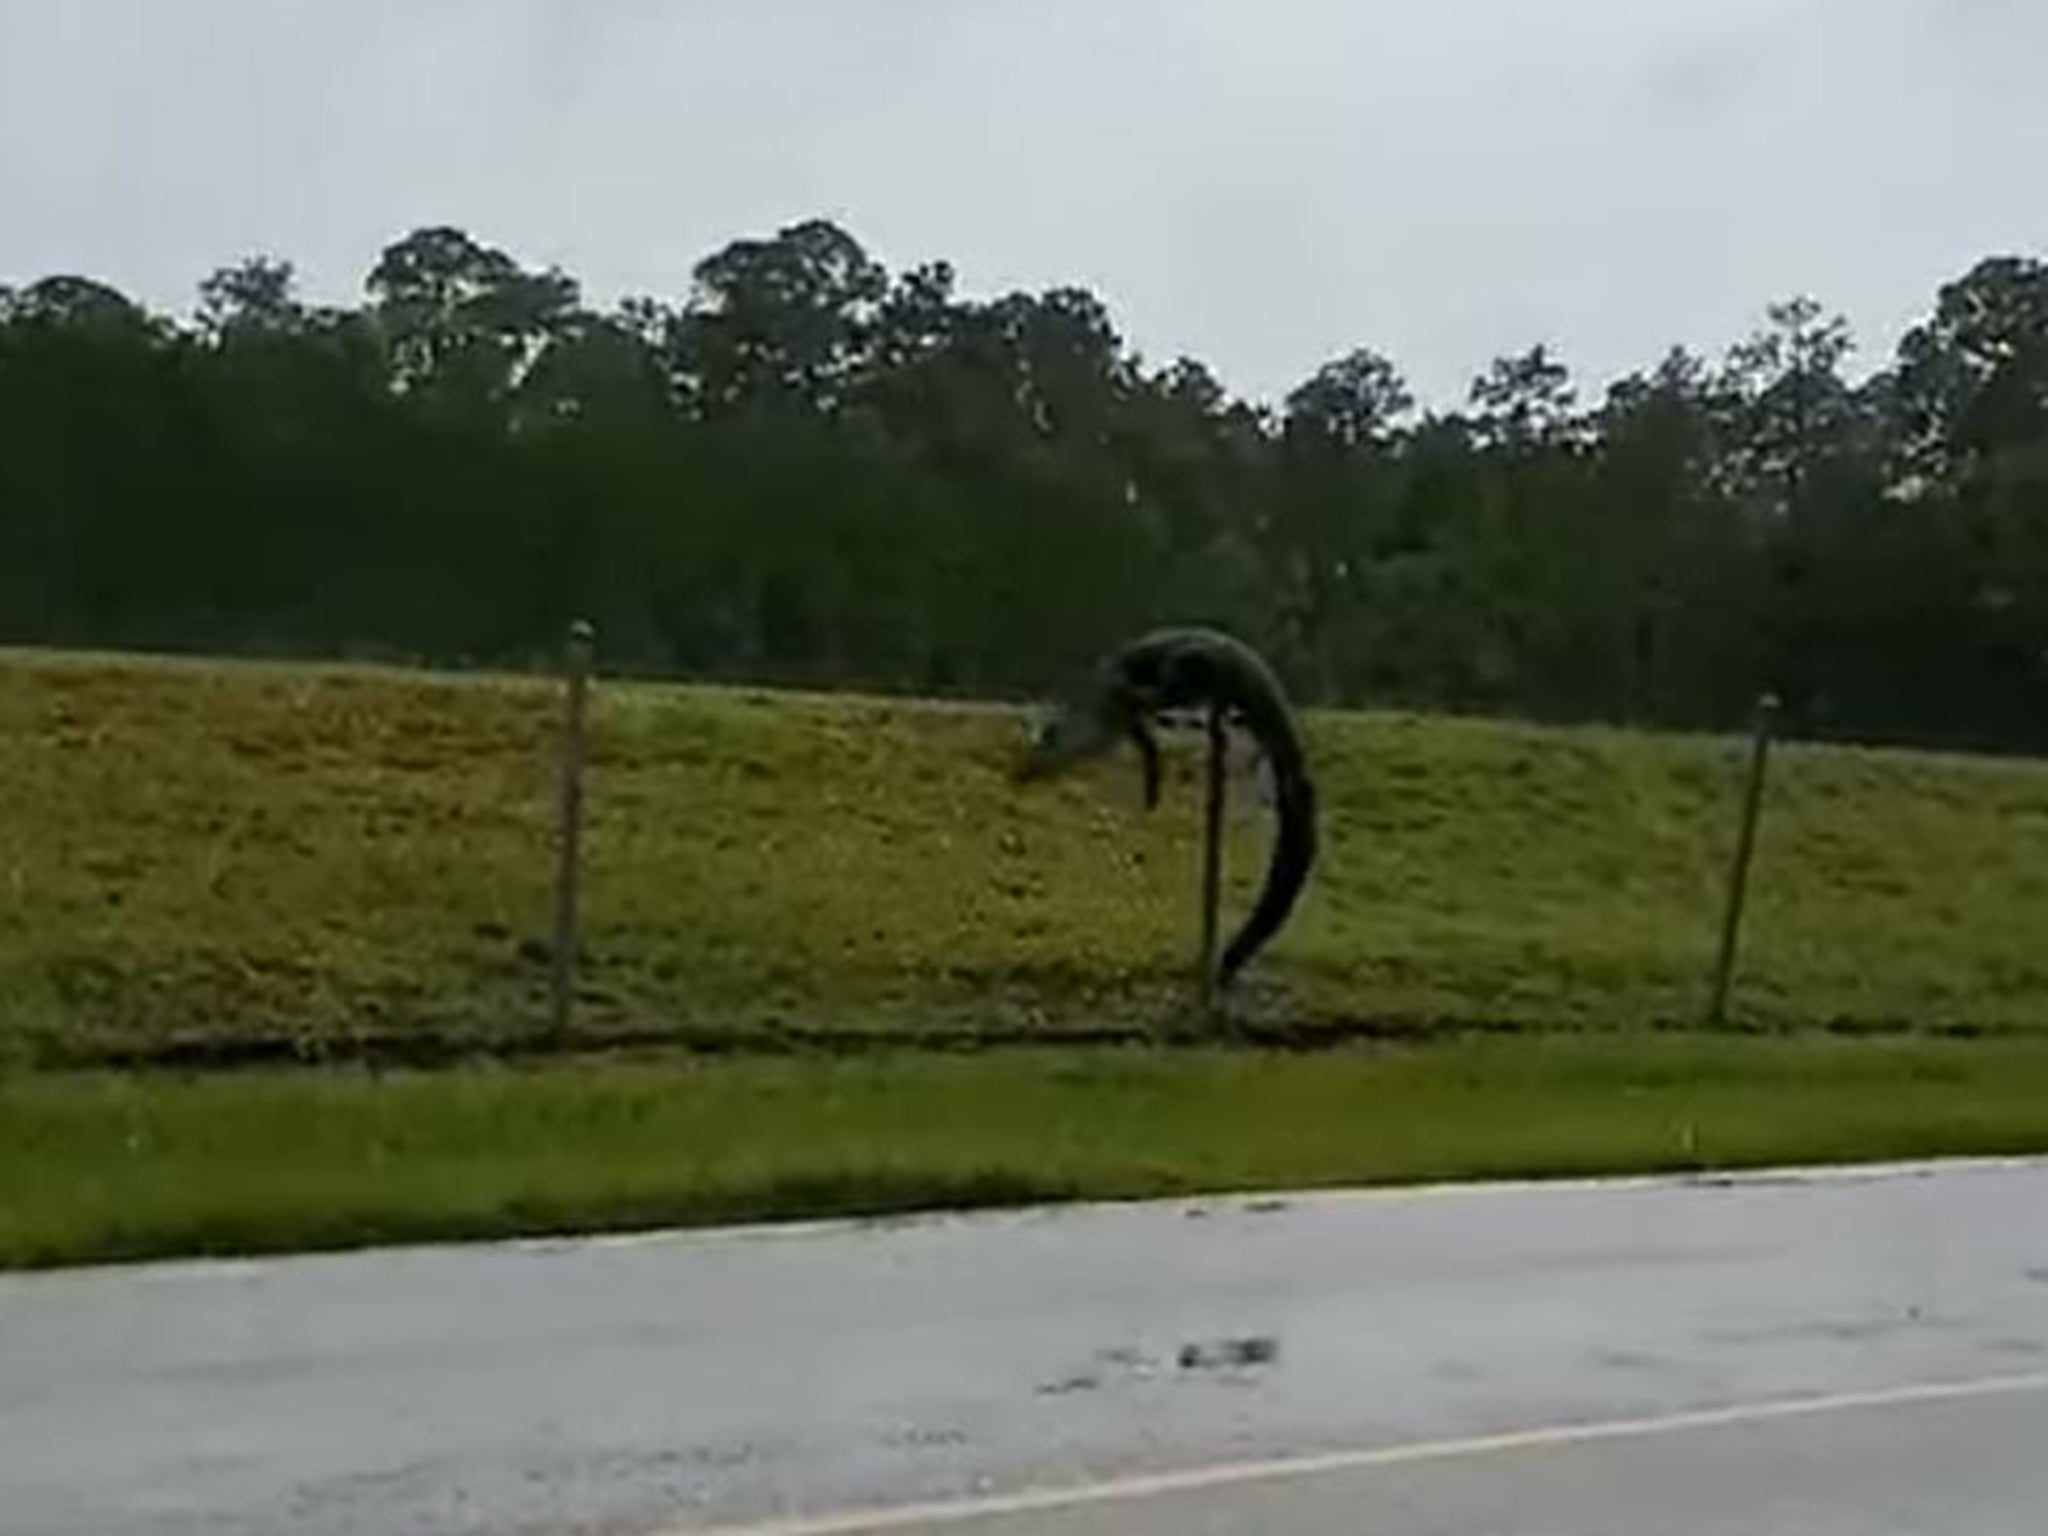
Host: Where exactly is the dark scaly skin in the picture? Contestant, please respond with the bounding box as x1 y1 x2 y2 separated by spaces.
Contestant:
1014 627 1319 986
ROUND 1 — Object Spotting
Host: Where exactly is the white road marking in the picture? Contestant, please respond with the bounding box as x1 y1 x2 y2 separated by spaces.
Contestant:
502 1151 2048 1251
682 1369 2048 1535
29 1153 2048 1282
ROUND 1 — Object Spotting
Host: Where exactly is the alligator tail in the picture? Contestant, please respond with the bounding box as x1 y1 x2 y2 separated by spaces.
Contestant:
1217 770 1317 987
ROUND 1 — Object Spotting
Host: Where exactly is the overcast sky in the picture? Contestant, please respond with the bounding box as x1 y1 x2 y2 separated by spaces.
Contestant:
2 0 2042 407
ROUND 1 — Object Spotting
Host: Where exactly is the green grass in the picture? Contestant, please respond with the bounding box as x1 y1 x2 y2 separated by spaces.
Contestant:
8 1036 2048 1269
7 645 2048 1064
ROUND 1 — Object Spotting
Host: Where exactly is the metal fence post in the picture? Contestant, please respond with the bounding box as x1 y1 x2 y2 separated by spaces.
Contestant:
1196 702 1228 1016
1706 691 1778 1027
550 619 596 1035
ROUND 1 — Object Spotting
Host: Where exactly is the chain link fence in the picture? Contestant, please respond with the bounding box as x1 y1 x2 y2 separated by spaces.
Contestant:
6 625 2048 1071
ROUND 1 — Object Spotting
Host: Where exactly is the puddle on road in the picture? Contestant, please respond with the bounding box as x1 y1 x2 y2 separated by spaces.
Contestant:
1177 1335 1280 1372
1034 1336 1282 1395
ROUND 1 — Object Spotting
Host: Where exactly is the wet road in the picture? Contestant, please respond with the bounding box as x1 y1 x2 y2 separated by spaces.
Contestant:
819 1379 2048 1535
4 1158 2047 1536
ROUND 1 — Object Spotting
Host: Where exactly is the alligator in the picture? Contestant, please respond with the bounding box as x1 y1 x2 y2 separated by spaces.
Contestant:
1014 626 1318 987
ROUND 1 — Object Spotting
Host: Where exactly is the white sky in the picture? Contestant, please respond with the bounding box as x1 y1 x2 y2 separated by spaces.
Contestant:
2 0 2042 407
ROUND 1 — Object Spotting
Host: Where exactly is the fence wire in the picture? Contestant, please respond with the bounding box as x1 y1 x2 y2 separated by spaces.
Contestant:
7 637 2048 1071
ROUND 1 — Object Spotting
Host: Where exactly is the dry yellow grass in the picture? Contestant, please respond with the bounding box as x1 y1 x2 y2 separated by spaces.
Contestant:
6 645 2048 1065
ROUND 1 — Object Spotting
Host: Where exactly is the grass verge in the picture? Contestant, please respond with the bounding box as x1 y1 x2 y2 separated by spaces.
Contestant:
9 1034 2048 1270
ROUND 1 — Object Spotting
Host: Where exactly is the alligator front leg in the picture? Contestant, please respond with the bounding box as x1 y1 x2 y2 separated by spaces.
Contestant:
1125 714 1163 810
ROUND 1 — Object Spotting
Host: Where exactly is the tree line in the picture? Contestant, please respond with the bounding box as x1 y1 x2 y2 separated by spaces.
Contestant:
3 219 2046 751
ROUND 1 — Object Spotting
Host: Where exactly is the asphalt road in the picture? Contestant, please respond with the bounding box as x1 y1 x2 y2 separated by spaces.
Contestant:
4 1158 2047 1536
